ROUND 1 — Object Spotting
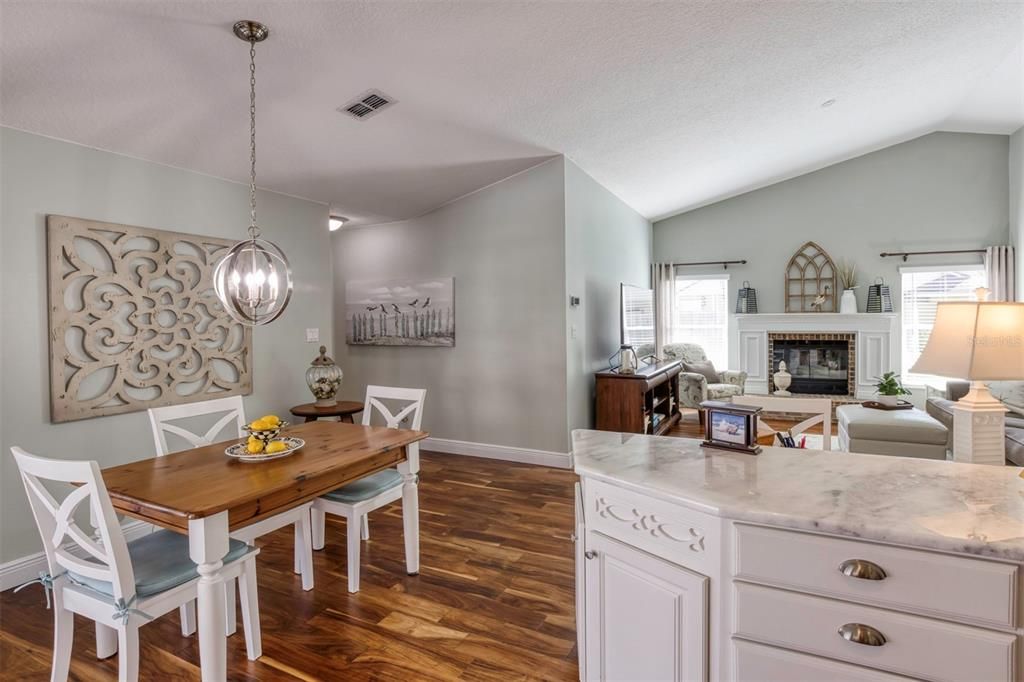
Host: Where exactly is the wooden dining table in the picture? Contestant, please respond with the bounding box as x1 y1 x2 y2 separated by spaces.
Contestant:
98 420 428 681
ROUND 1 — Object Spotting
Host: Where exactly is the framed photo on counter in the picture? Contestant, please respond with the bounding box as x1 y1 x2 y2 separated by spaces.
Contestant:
700 400 762 455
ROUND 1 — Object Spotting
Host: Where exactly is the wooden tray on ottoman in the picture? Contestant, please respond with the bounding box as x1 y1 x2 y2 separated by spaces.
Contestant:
862 400 913 411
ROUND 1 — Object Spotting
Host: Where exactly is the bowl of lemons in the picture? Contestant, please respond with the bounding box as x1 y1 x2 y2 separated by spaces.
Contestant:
227 414 304 462
243 414 287 448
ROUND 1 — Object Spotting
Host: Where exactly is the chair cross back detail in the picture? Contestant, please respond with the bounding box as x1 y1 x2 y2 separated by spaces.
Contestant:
731 395 833 450
149 396 246 455
362 386 426 431
12 447 135 600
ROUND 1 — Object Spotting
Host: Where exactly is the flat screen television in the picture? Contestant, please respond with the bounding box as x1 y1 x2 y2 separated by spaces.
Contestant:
620 283 655 349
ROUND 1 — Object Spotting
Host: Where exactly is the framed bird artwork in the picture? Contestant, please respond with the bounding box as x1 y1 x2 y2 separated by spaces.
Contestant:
345 277 455 346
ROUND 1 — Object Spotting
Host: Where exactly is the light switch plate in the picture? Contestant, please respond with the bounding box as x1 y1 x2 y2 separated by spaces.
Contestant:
305 328 320 343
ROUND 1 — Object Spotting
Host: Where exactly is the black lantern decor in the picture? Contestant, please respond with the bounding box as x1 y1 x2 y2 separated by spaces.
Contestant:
735 280 758 314
866 277 894 313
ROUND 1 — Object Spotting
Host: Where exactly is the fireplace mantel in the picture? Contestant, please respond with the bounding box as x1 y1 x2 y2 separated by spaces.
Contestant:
731 313 899 398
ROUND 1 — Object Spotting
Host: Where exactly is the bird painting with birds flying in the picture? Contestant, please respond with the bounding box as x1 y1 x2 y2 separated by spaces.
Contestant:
345 277 455 347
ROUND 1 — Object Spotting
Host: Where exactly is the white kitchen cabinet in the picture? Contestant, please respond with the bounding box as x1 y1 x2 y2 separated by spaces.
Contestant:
573 429 1024 682
574 483 587 682
583 530 708 682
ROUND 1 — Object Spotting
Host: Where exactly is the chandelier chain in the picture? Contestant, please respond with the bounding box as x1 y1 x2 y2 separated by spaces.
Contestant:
248 39 258 239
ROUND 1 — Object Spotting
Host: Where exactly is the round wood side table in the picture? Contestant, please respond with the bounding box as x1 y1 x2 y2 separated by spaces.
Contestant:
289 401 364 423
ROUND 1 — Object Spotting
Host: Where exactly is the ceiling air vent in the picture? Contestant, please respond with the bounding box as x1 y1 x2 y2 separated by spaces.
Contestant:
338 89 396 120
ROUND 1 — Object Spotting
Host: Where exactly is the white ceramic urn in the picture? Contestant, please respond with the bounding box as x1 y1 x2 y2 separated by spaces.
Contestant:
773 360 792 396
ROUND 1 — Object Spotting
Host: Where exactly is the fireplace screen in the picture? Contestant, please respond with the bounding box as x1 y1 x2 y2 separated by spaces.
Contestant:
772 339 850 395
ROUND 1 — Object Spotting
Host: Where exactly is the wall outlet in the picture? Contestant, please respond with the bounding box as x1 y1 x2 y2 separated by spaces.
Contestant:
305 328 320 343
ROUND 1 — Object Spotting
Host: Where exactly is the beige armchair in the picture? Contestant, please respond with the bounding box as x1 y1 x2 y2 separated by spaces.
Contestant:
636 342 747 409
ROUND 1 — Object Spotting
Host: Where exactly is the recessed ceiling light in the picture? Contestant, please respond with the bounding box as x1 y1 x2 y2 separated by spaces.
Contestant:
821 99 837 108
329 215 349 231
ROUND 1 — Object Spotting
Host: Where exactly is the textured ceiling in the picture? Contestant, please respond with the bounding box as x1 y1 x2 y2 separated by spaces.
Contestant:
2 1 1022 226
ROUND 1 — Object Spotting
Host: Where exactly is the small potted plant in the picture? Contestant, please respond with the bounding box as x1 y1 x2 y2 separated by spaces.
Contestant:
873 371 911 406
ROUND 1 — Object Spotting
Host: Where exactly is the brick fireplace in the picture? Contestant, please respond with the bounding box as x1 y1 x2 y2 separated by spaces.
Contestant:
733 313 896 399
768 332 856 396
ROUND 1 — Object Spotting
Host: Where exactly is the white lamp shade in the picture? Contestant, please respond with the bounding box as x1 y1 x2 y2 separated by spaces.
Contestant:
909 302 1024 380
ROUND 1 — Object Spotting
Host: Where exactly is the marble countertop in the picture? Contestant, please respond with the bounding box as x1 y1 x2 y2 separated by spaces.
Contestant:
572 430 1024 562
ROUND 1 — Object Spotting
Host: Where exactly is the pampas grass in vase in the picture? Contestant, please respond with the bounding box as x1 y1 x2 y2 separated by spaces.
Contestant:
837 261 859 313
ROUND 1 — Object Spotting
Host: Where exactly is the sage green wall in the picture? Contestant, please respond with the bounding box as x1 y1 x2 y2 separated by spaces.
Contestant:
331 158 570 453
330 157 652 453
654 132 1010 319
0 128 333 563
1011 126 1023 299
564 159 652 434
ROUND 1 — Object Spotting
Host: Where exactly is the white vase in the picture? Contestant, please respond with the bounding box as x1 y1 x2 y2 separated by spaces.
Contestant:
876 395 899 406
839 289 857 314
773 360 792 397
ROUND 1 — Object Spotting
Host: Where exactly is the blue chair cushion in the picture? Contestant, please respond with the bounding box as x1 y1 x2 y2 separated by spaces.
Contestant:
69 530 252 599
321 469 402 504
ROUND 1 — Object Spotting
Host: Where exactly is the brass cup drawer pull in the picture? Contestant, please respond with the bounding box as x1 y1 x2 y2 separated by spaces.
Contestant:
838 622 887 647
838 558 887 580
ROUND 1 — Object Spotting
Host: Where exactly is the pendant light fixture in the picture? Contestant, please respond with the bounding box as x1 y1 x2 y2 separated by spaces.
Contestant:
213 20 293 326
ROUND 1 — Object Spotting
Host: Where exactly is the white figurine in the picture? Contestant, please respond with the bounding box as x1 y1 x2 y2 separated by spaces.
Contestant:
773 360 792 396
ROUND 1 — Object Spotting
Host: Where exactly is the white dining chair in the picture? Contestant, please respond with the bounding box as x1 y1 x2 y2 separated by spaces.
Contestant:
311 385 425 593
147 396 315 639
731 394 833 450
11 446 262 682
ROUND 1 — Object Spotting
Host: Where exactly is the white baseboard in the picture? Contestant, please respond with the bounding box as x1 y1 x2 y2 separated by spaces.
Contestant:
422 437 572 469
1 519 152 592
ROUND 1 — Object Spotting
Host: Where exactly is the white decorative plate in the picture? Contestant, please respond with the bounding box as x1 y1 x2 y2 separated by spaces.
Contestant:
225 437 305 463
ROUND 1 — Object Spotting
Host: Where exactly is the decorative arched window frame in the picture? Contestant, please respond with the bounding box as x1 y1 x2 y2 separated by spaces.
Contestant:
784 241 838 312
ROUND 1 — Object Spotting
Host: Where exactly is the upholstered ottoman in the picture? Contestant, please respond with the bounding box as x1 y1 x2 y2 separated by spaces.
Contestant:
836 405 948 460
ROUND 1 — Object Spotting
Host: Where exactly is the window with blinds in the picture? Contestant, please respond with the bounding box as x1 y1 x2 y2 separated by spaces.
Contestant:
621 285 655 347
900 265 986 383
671 273 730 369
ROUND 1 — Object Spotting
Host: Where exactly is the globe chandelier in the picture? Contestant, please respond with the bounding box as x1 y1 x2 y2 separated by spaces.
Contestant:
213 20 293 326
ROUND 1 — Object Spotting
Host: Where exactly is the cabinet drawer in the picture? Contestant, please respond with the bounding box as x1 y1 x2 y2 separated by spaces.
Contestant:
733 523 1018 629
734 582 1017 682
733 640 914 681
584 478 719 575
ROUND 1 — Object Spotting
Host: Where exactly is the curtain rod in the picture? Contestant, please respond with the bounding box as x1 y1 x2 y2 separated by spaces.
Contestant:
672 259 747 269
879 249 985 262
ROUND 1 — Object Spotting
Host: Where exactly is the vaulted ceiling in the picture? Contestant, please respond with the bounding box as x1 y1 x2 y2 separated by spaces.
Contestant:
2 1 1022 226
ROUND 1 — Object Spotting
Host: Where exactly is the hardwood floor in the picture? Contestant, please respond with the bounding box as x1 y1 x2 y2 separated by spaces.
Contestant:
0 453 579 681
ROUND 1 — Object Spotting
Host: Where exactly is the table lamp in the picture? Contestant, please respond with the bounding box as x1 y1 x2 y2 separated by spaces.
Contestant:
910 288 1024 465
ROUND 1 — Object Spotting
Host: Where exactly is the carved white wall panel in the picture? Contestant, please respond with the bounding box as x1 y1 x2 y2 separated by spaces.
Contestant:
739 331 767 382
46 215 252 423
856 331 889 394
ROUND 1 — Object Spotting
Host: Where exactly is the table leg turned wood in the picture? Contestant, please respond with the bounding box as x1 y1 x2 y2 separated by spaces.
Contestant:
340 414 354 424
189 511 232 681
304 416 317 423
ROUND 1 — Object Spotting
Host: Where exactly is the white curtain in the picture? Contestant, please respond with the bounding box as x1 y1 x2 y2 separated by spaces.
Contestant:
651 263 676 358
985 245 1016 301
